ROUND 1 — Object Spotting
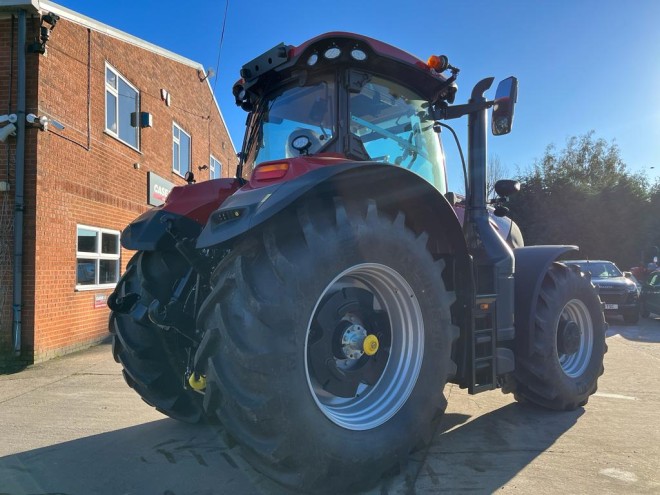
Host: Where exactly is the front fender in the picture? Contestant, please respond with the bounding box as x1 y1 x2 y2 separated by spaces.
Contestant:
122 178 241 251
513 245 578 353
121 207 203 251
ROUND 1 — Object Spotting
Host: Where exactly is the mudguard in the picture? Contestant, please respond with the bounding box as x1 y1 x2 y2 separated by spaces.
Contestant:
121 208 203 252
122 178 241 251
196 162 468 261
513 245 578 353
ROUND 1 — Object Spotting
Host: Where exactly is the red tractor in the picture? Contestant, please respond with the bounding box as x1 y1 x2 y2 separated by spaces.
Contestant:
109 32 606 493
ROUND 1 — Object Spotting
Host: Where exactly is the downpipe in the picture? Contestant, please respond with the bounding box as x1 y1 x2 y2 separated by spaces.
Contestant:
464 78 515 346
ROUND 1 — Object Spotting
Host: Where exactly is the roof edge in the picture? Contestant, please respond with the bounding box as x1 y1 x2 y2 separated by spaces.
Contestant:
37 1 203 70
0 0 237 156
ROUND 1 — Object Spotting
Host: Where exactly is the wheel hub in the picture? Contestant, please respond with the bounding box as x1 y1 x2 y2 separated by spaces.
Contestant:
341 323 368 360
558 319 581 355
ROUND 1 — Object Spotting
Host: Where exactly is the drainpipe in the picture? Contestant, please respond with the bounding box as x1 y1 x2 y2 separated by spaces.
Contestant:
12 9 26 356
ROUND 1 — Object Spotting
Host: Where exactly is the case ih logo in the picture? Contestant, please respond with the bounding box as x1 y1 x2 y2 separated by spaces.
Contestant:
153 184 169 202
148 172 174 206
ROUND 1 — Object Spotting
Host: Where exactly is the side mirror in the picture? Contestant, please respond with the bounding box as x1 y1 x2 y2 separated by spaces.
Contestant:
623 271 633 279
492 76 518 136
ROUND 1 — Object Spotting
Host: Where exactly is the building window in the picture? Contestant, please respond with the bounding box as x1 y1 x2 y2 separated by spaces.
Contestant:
105 63 139 150
210 155 221 179
173 123 191 176
76 225 120 289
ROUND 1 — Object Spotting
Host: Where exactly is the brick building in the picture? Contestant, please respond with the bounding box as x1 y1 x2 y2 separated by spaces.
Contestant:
0 1 236 364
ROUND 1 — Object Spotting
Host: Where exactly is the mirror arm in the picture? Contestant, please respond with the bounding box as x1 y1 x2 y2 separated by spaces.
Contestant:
434 100 493 121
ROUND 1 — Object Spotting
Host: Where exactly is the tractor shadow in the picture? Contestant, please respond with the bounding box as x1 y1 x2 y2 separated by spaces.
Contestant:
381 404 584 494
0 419 266 495
0 405 582 495
606 317 660 344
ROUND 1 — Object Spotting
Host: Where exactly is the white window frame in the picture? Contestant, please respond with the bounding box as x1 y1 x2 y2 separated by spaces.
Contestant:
76 225 121 290
210 154 221 179
105 62 140 151
173 122 191 176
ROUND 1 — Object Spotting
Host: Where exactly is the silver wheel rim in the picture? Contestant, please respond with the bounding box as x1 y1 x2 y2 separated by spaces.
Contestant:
304 263 424 431
557 298 593 378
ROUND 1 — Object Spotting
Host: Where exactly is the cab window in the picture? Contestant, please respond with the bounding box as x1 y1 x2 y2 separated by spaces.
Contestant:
349 76 446 193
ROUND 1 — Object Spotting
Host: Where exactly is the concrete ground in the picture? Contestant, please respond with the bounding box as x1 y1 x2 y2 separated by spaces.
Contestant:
0 316 658 495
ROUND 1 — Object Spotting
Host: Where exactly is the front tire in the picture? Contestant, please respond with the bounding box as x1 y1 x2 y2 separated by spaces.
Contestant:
197 198 458 493
110 251 204 422
509 263 607 410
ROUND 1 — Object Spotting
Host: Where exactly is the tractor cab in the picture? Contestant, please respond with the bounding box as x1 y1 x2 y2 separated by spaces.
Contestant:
233 32 458 193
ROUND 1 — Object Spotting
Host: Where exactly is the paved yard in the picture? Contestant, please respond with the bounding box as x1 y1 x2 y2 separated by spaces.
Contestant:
1 316 658 494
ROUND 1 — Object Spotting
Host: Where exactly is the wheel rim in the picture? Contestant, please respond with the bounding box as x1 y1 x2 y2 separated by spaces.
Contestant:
305 263 424 431
556 298 593 378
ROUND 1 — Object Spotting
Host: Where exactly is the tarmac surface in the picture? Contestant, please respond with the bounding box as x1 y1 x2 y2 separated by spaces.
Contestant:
1 315 659 495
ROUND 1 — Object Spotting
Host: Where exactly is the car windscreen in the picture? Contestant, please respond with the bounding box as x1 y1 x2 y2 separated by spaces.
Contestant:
571 262 622 279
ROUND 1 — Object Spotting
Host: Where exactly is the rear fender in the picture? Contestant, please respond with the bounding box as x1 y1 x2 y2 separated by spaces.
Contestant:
513 245 578 353
122 178 241 251
197 163 468 261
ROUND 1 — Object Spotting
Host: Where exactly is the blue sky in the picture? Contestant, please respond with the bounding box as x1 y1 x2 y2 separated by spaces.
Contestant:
53 0 660 190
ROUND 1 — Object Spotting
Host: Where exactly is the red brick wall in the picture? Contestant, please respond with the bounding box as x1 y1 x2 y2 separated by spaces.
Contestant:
0 15 40 363
0 17 14 359
0 17 15 359
0 14 236 362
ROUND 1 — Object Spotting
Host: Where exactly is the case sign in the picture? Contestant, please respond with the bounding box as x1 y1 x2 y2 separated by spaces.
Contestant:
148 172 174 206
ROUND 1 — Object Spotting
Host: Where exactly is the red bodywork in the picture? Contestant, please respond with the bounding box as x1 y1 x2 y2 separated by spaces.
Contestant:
246 154 352 190
288 32 435 75
162 178 242 225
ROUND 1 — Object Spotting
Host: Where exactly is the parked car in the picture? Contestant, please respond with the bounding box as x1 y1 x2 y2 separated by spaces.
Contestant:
640 270 660 318
564 260 640 324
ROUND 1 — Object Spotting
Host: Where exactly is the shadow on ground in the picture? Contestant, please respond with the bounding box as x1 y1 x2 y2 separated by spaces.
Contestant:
394 403 583 494
0 400 585 495
606 316 660 343
0 419 262 495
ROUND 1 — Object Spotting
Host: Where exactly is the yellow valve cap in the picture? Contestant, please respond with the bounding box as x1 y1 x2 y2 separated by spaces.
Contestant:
188 373 207 391
363 335 379 356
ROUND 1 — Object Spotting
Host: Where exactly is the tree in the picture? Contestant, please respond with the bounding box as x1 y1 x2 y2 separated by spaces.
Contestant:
508 132 650 270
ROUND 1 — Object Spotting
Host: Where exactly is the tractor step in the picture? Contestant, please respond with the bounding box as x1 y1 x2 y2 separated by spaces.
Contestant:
469 295 497 393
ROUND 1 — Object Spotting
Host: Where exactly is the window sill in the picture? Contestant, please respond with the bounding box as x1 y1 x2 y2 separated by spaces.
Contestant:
75 284 117 292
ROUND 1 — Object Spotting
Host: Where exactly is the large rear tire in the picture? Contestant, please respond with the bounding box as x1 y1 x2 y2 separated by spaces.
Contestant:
110 251 204 423
509 263 607 410
197 198 458 493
